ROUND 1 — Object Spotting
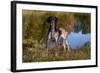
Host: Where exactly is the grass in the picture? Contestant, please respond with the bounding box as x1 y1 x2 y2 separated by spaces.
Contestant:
23 46 90 62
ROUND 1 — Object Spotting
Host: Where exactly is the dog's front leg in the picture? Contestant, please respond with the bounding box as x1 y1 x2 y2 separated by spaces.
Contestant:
66 40 70 51
63 40 67 52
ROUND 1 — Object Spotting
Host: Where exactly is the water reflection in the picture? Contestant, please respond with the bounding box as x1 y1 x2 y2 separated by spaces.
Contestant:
67 31 91 49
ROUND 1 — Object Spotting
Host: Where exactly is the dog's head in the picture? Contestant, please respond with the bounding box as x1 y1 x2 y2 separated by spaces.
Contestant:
47 16 58 25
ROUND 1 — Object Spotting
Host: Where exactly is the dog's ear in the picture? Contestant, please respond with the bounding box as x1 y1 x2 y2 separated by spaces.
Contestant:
55 17 58 24
46 16 52 24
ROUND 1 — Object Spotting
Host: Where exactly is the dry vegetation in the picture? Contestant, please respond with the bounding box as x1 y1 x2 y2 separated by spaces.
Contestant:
23 47 90 62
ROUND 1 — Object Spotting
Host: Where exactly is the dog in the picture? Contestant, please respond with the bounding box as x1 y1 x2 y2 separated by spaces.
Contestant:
58 28 70 51
46 16 70 51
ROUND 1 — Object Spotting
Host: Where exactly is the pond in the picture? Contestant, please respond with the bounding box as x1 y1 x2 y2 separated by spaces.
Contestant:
67 31 91 49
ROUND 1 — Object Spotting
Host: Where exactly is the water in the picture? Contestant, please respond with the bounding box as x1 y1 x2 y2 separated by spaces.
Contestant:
67 31 91 49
